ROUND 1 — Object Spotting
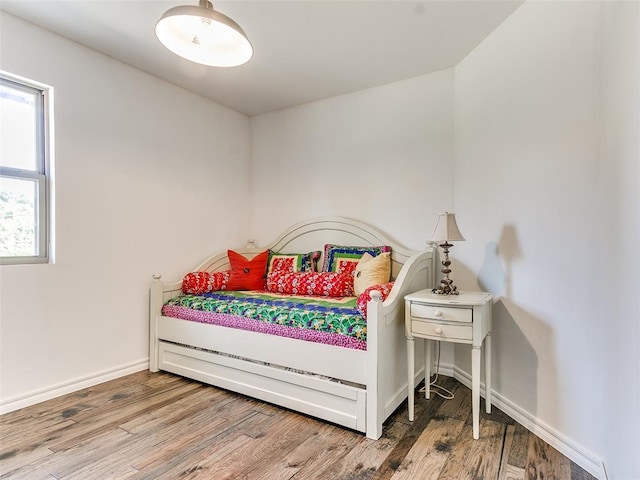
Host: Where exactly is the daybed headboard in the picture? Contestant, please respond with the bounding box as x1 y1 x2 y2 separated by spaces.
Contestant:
192 216 424 280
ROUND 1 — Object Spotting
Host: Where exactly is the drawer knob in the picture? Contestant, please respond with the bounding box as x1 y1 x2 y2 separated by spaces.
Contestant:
435 327 443 335
434 310 443 317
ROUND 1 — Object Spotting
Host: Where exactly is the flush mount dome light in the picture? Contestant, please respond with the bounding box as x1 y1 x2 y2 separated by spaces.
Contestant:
155 0 253 67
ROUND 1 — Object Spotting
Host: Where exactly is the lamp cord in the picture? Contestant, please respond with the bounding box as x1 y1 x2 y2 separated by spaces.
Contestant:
418 340 455 400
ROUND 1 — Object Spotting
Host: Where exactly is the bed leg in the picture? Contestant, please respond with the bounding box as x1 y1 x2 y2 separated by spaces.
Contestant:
366 291 385 440
149 274 163 372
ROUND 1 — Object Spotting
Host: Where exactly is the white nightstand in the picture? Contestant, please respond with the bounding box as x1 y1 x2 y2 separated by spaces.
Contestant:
404 289 493 439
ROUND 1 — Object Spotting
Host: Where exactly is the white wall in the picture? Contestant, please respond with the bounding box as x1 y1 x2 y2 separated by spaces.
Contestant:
454 1 639 477
600 1 640 478
250 70 454 251
0 13 251 408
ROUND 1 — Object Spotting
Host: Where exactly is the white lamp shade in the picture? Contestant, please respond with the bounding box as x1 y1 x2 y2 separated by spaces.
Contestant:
155 3 253 67
429 212 466 242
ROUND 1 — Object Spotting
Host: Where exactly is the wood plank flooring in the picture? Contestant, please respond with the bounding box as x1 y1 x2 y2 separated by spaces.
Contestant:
0 371 597 479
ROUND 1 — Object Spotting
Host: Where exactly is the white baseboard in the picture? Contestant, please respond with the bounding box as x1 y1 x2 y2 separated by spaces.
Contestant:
0 359 149 415
450 365 606 480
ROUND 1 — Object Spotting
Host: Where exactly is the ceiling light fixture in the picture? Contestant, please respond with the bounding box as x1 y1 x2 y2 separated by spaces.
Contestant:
155 0 253 67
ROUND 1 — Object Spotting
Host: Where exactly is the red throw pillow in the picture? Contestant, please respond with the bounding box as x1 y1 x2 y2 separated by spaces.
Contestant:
266 270 354 297
182 271 231 294
226 250 269 291
356 282 395 318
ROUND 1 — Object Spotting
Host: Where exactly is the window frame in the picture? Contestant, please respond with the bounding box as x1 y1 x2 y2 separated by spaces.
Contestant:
0 72 52 265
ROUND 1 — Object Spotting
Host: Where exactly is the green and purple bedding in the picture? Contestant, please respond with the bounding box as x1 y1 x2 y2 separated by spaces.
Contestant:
162 290 367 350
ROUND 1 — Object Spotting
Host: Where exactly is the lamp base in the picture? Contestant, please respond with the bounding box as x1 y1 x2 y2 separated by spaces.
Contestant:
432 281 460 295
432 241 460 295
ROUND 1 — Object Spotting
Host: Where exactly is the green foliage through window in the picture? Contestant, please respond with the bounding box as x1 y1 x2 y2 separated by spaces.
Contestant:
0 188 36 256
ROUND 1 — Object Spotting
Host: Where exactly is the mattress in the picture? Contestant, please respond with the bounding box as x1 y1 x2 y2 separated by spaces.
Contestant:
162 290 367 350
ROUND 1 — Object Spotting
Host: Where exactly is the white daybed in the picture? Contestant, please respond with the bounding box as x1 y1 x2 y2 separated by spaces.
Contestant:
149 216 434 439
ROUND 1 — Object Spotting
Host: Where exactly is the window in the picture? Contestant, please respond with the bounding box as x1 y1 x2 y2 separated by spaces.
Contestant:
0 72 52 264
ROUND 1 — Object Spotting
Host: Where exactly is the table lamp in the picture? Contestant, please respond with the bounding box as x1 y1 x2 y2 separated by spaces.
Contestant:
430 212 465 295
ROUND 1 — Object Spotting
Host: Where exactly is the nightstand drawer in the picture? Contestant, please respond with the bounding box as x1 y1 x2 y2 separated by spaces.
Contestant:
410 304 472 323
411 320 472 341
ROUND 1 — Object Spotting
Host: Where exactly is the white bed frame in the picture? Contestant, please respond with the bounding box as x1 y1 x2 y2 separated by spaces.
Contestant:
149 216 434 439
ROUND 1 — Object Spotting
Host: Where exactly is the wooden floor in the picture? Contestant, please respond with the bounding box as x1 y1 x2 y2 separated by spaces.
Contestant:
0 371 596 480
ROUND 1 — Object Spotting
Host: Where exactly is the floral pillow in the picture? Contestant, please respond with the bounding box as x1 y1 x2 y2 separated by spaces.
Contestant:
182 271 231 294
267 250 322 274
322 244 392 277
266 270 354 297
356 282 395 319
226 250 269 291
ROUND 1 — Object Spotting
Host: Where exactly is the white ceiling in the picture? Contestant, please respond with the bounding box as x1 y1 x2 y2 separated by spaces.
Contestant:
1 1 523 116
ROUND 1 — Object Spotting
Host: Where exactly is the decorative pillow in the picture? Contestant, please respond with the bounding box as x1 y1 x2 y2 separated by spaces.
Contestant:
267 250 322 274
226 250 269 291
182 270 231 294
356 282 395 319
322 244 392 276
266 270 354 297
353 252 391 296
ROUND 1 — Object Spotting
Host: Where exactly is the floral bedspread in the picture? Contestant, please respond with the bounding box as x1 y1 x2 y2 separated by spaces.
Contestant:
161 291 367 350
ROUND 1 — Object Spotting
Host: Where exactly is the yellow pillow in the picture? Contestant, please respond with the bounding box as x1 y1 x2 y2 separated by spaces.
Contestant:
354 252 391 296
